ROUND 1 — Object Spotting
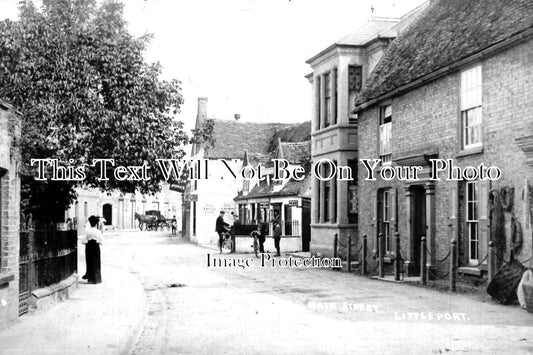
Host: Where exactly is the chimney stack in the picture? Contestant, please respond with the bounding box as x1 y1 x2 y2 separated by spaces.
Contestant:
234 114 241 121
197 97 208 123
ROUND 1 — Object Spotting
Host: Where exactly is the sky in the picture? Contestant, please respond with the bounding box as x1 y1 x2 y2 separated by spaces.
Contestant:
0 0 427 130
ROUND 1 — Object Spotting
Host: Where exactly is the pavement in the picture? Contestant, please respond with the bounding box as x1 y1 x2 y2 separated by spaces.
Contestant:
0 237 147 355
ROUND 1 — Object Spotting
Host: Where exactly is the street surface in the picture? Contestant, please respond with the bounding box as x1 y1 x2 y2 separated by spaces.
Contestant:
102 231 533 355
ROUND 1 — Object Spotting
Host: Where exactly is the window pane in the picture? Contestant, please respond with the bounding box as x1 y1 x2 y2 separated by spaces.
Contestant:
380 122 392 155
384 105 392 119
461 65 482 110
462 107 482 147
466 181 479 263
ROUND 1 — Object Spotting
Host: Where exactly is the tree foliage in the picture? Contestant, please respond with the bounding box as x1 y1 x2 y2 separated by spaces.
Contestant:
0 0 189 222
189 118 216 150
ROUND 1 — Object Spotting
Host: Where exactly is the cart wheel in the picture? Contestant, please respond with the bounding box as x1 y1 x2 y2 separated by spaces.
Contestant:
221 239 233 254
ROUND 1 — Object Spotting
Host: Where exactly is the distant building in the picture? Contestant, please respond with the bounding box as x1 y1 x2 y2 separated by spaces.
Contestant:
306 4 428 257
66 185 181 234
355 0 533 282
0 101 21 328
184 97 311 248
234 139 312 252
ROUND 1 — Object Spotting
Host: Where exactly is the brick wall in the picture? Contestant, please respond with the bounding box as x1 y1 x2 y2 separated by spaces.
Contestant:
358 39 533 279
0 103 21 328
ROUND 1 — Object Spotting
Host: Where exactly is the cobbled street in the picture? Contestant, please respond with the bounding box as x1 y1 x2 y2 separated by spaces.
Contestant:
102 231 533 355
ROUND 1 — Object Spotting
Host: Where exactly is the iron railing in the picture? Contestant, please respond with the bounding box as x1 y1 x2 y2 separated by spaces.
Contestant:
19 227 77 316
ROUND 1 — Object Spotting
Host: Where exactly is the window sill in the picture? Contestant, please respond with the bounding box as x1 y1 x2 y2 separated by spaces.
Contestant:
456 146 483 158
0 273 15 286
457 266 485 276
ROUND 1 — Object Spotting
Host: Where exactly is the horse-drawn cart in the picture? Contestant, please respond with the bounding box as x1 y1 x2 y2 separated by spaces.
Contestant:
134 210 171 231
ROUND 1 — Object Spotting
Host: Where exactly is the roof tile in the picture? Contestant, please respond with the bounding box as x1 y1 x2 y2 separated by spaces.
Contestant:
356 0 533 105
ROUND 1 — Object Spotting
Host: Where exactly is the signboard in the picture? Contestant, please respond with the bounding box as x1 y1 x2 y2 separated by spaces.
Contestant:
169 181 186 193
288 200 299 207
169 162 190 193
221 203 236 214
259 203 269 208
204 203 215 214
189 194 198 202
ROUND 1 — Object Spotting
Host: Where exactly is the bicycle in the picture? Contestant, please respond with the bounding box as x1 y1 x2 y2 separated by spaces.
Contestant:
220 231 233 254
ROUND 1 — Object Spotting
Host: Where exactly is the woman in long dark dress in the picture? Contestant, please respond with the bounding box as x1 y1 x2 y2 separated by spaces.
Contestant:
82 215 102 284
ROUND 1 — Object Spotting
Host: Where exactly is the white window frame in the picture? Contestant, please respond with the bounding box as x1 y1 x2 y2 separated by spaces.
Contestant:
461 65 482 149
380 105 392 164
383 189 391 253
466 181 479 264
324 72 331 128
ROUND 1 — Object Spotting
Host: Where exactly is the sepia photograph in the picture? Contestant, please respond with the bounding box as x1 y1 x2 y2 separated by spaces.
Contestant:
0 0 532 354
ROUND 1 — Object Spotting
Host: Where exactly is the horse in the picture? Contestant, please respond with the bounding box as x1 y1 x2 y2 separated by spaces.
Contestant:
134 212 157 231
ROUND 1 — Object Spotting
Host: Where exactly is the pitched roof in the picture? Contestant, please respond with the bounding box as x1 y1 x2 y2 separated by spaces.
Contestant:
336 18 400 45
204 120 291 159
356 0 533 106
268 121 312 152
204 120 312 160
305 18 400 64
234 172 313 201
279 141 311 165
306 3 429 65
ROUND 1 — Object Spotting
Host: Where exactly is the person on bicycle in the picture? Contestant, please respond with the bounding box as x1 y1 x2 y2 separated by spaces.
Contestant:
251 223 266 254
259 222 268 253
215 211 230 253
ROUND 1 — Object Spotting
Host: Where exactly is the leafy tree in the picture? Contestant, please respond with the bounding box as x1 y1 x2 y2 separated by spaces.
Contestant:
0 0 190 223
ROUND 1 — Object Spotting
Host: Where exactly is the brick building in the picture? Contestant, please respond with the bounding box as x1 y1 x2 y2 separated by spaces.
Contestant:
355 0 533 281
306 4 427 257
0 101 21 328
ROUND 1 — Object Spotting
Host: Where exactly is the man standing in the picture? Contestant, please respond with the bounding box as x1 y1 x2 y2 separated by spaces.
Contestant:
230 211 239 253
171 215 177 236
215 211 230 253
273 221 282 257
259 222 268 253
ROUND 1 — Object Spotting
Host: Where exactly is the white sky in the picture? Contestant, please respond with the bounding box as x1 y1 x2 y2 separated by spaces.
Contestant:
0 0 426 130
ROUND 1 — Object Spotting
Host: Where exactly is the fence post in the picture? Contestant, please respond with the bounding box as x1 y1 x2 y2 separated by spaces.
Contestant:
394 232 401 281
488 240 494 282
420 236 427 285
361 234 367 276
333 233 338 259
347 235 352 272
450 239 457 292
378 233 385 278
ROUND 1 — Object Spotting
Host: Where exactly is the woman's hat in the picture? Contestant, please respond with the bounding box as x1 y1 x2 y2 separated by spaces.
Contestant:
88 215 100 225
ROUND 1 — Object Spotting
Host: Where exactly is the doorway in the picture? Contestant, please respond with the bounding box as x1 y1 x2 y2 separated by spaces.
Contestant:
301 200 311 252
411 185 426 275
102 204 112 225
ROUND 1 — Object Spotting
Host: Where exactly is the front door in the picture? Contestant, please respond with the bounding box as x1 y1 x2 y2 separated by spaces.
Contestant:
301 200 311 252
411 186 426 275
